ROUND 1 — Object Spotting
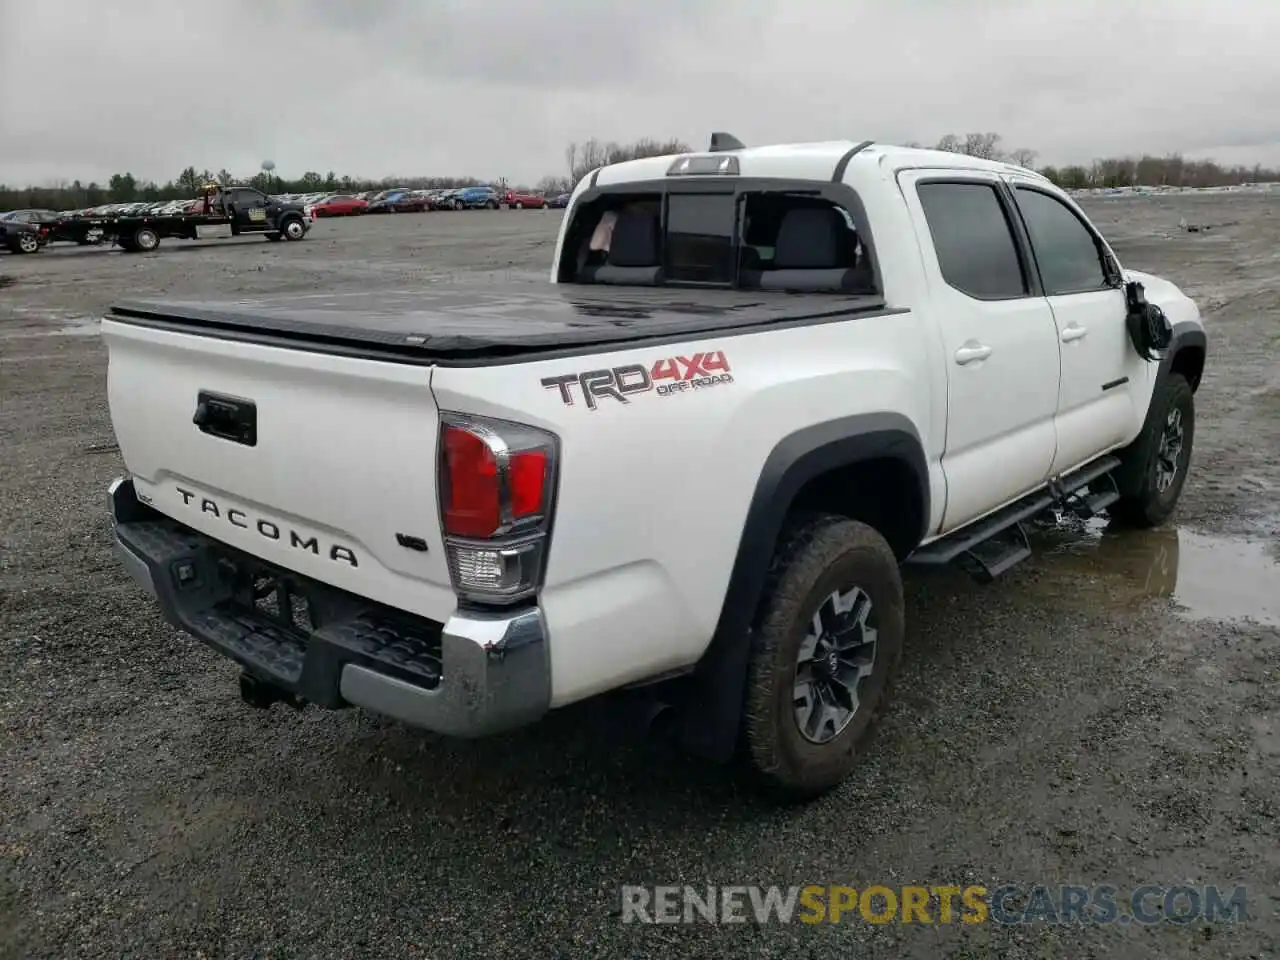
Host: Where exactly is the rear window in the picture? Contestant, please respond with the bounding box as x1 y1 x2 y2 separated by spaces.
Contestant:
665 193 736 284
560 188 874 294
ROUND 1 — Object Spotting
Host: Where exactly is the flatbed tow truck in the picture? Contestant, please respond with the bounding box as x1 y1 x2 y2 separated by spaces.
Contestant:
51 186 311 252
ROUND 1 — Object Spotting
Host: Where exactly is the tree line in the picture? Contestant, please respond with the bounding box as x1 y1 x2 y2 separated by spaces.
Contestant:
1 133 1275 212
916 132 1278 191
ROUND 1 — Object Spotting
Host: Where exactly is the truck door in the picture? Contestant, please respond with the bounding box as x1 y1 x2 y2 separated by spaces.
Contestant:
229 189 270 231
898 171 1063 532
1003 177 1138 474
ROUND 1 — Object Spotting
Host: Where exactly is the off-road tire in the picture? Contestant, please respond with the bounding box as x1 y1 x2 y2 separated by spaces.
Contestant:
742 513 904 801
1111 373 1195 528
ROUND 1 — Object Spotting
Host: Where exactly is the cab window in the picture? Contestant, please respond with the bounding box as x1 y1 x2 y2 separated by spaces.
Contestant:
1013 187 1110 296
916 181 1028 300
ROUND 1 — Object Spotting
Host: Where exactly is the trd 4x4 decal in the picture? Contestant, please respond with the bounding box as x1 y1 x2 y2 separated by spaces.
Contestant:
541 351 734 410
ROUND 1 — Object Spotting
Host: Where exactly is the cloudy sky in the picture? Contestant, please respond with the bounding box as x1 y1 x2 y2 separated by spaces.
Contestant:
2 0 1277 189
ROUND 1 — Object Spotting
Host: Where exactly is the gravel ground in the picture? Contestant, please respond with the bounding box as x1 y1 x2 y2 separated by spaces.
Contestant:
1 201 1278 959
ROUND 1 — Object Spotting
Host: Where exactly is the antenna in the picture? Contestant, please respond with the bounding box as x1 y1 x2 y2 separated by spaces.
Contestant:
708 132 746 153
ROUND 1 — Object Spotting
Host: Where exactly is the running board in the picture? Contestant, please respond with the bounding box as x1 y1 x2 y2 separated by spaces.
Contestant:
907 455 1122 580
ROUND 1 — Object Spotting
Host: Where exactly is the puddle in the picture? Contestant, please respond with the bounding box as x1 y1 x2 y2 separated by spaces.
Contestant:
1031 516 1280 627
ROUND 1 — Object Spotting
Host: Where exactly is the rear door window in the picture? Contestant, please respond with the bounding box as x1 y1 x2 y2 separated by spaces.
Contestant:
916 181 1028 300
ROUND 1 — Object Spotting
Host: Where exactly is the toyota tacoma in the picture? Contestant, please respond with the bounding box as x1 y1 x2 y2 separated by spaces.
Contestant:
102 135 1206 798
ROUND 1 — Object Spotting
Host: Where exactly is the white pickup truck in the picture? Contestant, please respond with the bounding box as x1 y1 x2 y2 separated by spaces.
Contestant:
103 135 1207 798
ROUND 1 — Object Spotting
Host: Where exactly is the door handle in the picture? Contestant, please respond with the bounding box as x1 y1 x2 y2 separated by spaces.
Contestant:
1061 324 1089 343
954 344 993 365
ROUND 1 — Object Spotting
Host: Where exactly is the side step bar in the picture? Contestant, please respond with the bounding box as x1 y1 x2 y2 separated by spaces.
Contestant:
907 455 1121 583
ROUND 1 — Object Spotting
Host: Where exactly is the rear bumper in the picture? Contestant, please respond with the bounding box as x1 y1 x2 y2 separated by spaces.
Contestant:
107 476 550 737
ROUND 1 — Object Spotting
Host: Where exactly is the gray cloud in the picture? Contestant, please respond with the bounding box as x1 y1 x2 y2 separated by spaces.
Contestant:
2 0 1277 189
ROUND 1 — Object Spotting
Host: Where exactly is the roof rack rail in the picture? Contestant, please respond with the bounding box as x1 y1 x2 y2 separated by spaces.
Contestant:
708 132 746 152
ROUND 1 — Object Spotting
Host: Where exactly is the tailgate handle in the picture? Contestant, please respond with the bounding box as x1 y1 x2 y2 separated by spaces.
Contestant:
193 391 257 447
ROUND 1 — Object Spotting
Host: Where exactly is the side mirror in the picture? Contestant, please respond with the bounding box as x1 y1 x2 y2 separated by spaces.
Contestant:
1124 280 1173 361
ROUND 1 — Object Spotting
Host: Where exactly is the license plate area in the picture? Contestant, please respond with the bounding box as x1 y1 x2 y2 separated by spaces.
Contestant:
244 572 313 637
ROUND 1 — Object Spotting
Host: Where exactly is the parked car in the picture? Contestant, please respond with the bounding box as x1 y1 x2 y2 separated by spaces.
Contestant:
547 193 571 209
311 195 369 217
429 189 459 210
450 186 501 210
368 190 413 213
0 218 45 253
0 209 61 246
98 135 1206 798
1 208 62 225
387 191 432 213
504 190 546 210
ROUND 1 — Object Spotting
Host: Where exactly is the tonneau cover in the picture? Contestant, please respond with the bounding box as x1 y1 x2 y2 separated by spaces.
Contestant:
107 280 887 362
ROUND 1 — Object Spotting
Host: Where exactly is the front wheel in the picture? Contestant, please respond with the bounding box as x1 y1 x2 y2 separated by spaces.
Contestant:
281 218 306 241
1111 373 1195 527
742 514 904 800
15 233 40 254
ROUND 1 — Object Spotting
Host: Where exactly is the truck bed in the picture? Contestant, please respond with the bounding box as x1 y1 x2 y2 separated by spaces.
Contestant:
106 283 891 365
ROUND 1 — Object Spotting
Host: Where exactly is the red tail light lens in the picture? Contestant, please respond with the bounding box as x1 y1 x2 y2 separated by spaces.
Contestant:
509 449 548 518
439 418 555 539
441 425 501 538
438 415 559 604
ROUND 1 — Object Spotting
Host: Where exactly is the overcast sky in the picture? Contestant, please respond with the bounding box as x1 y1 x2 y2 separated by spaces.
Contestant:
2 0 1277 188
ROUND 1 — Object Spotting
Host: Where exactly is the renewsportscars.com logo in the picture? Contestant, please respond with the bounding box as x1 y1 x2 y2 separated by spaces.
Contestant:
620 884 1250 926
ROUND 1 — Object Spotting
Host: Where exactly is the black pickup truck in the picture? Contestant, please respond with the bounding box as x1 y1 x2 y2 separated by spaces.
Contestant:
53 187 311 252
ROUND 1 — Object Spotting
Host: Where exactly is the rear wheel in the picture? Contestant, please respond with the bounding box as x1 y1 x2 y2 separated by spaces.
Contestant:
15 233 40 254
742 514 904 800
514 201 524 209
133 227 160 252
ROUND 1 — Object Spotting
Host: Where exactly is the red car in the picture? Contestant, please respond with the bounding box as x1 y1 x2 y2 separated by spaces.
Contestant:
311 195 369 217
504 190 546 209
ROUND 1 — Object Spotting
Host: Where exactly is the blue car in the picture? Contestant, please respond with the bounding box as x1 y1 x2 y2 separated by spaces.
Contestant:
449 187 501 210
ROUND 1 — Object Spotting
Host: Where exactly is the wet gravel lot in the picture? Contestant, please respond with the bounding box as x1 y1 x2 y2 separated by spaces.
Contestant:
2 200 1279 959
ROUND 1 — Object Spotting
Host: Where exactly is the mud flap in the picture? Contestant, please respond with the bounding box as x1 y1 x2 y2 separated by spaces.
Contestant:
670 626 754 763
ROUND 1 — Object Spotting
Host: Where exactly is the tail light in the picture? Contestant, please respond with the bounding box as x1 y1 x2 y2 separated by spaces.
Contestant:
438 413 558 605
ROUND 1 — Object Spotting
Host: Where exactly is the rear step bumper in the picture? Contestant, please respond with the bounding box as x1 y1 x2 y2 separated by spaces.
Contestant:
107 476 550 738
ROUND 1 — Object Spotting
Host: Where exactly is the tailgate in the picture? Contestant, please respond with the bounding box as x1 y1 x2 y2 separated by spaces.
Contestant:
102 318 456 621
